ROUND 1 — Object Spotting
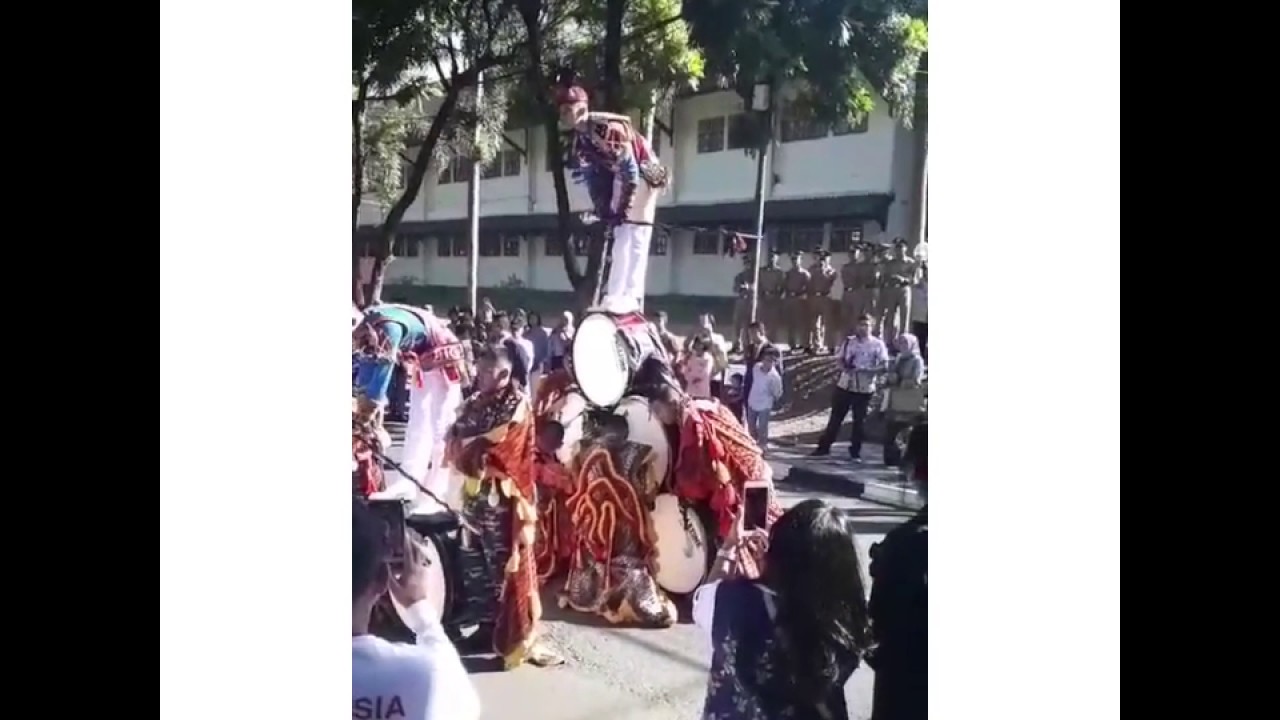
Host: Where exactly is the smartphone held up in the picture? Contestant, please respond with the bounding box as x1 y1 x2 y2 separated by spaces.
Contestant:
742 477 770 531
366 498 410 569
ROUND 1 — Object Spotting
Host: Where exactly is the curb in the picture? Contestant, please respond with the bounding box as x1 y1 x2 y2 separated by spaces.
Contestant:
774 462 925 512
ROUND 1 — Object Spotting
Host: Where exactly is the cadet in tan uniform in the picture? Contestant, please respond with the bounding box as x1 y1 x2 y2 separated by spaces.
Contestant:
841 243 882 326
730 255 754 351
879 238 919 346
757 249 786 340
806 249 839 353
782 250 811 350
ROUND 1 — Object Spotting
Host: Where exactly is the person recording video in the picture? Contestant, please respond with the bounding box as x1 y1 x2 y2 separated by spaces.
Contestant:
692 499 872 719
352 501 480 720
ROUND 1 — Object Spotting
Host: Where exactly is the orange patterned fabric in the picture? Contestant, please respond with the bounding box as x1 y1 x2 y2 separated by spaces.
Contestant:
534 483 573 584
445 387 541 668
673 400 782 539
351 428 384 498
533 368 573 416
566 448 651 565
558 439 676 626
532 373 577 583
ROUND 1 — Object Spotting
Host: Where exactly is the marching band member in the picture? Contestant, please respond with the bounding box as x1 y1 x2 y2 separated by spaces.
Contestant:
532 366 577 584
556 75 669 314
649 384 784 578
353 304 468 505
445 345 561 668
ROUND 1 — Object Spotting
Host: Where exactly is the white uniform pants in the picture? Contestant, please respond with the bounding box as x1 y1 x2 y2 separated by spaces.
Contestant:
399 369 463 510
604 222 653 307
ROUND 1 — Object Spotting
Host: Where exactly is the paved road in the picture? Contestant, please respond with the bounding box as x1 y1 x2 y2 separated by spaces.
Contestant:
380 429 914 720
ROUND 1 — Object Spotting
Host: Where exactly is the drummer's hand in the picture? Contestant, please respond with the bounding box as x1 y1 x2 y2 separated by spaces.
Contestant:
388 535 429 608
456 438 492 477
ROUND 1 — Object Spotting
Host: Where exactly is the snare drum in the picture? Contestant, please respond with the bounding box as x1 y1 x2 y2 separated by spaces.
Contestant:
571 311 668 408
650 494 716 595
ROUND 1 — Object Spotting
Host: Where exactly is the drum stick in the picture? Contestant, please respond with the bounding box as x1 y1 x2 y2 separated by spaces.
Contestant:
368 450 475 532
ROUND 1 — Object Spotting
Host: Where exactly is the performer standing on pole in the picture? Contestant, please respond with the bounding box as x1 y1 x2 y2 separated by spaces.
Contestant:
555 72 669 314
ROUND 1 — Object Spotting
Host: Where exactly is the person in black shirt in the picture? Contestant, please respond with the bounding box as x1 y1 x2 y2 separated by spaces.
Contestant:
868 435 927 720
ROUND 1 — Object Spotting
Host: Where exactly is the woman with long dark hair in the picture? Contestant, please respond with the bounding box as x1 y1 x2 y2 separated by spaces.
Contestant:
694 498 872 720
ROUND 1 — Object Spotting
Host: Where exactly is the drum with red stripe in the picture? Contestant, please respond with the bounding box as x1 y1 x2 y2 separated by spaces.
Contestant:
570 310 669 408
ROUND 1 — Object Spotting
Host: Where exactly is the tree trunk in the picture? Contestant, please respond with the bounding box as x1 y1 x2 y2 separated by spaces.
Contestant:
602 0 626 112
352 241 367 308
366 255 391 308
545 121 583 281
517 0 592 306
368 71 478 306
352 82 370 308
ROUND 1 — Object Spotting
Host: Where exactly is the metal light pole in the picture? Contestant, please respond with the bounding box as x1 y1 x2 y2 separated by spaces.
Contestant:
748 82 772 323
466 73 484 314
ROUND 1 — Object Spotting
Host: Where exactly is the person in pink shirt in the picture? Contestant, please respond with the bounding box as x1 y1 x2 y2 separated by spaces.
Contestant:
681 334 717 398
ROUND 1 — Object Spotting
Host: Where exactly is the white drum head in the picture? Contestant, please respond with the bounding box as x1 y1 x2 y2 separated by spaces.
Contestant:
615 397 671 489
550 391 590 467
389 532 449 626
652 494 711 595
573 313 628 407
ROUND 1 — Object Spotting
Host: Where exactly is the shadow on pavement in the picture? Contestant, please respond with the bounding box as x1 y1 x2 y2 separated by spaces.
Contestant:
460 655 507 674
537 584 700 628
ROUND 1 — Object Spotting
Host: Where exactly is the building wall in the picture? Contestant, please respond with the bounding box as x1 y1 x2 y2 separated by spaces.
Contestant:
358 87 921 298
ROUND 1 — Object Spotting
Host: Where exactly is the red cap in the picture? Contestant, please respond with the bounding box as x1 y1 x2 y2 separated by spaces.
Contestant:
555 85 588 106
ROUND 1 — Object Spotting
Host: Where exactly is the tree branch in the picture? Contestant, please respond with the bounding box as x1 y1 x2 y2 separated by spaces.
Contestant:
623 12 685 44
430 53 452 92
376 65 487 254
446 35 460 78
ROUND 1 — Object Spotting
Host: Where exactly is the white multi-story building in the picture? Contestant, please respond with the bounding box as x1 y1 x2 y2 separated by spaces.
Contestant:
357 86 923 300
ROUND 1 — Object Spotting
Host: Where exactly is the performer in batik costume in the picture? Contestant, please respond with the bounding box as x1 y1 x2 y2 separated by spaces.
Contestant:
556 76 670 314
532 367 577 584
650 385 784 579
446 346 560 668
353 304 468 505
558 411 678 627
530 369 678 626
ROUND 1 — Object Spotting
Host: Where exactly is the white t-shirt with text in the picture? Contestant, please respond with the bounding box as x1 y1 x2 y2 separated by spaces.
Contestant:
352 600 480 720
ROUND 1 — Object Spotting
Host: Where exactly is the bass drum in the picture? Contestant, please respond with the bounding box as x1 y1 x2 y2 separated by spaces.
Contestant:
368 513 459 642
543 393 673 497
570 311 668 408
651 494 717 595
544 389 590 467
614 396 672 490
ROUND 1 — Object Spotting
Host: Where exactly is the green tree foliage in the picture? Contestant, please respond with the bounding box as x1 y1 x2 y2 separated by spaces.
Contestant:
351 0 521 306
682 0 928 132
